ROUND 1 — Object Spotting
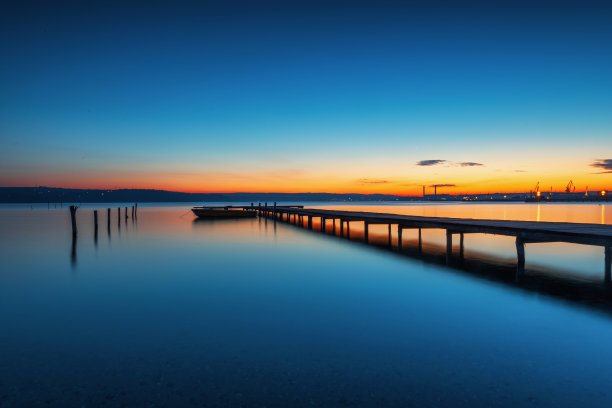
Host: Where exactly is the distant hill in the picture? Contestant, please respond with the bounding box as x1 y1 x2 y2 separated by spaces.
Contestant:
0 187 409 203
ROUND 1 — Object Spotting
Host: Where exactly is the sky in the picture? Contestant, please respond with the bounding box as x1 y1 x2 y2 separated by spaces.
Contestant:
0 0 611 195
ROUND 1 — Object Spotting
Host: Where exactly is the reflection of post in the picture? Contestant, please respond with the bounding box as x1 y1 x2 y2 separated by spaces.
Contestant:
397 226 402 250
459 233 464 260
69 205 78 237
70 235 77 268
516 236 525 277
605 245 611 286
446 230 452 264
364 222 369 243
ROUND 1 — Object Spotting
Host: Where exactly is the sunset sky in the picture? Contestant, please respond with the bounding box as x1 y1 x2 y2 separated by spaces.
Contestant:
1 0 611 195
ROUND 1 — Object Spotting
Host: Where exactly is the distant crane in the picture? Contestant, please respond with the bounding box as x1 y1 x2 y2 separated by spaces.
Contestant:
585 185 589 197
532 181 540 198
565 180 575 193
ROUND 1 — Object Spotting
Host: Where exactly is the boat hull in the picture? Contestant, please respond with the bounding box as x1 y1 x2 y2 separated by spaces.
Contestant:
192 208 257 218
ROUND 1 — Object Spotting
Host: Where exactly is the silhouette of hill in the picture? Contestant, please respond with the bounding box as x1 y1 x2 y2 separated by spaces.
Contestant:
0 187 408 203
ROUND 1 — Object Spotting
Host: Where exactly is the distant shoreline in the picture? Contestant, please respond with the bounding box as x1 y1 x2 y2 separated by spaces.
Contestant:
0 187 608 203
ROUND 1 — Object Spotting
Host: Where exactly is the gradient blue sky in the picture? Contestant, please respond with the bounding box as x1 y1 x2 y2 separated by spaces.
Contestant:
1 0 611 193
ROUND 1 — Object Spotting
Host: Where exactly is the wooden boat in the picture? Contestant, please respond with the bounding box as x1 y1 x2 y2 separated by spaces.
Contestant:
192 206 257 219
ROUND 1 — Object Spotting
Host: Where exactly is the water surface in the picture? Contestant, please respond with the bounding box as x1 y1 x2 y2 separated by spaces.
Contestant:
1 203 611 407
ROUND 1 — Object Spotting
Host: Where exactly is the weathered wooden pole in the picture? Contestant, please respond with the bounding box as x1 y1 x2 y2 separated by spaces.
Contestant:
397 226 402 250
364 222 369 243
117 207 121 227
125 206 128 219
516 236 525 276
332 218 336 235
604 245 611 285
388 223 392 246
418 228 422 253
459 233 465 260
131 205 135 218
69 205 78 237
346 221 350 239
94 209 98 230
308 215 312 230
321 217 325 232
135 203 138 217
340 219 344 236
446 230 453 264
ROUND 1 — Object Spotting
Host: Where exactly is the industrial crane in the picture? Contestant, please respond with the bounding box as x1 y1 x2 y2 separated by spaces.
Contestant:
565 180 575 193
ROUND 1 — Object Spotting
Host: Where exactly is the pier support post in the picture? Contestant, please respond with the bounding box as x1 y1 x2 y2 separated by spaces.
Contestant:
459 233 464 260
398 226 402 250
94 209 98 230
516 236 525 276
131 205 135 218
308 216 312 230
388 224 392 247
117 207 121 227
125 206 128 220
346 221 350 239
107 208 111 234
364 222 369 243
333 218 336 235
321 217 325 232
605 245 611 286
446 230 453 264
418 228 422 253
69 205 78 237
340 219 344 236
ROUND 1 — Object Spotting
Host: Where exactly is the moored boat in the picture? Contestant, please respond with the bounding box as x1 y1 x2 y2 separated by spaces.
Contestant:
191 206 257 218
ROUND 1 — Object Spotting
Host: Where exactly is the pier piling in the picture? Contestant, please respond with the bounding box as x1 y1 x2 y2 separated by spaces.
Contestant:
69 205 78 237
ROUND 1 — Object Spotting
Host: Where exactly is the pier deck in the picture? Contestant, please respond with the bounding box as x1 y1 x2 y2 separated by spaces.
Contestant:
250 204 612 281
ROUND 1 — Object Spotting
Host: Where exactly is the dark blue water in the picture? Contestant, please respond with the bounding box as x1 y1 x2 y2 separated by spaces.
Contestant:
1 205 612 407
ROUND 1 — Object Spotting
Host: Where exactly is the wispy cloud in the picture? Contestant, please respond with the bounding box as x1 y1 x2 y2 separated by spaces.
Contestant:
357 178 389 184
514 169 527 173
429 183 456 188
416 159 484 167
591 159 612 173
416 159 446 166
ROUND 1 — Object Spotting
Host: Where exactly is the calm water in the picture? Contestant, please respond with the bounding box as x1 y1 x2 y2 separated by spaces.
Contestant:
1 202 612 407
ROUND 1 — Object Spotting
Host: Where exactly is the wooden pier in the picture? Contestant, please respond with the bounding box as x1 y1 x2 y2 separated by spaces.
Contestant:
251 204 612 281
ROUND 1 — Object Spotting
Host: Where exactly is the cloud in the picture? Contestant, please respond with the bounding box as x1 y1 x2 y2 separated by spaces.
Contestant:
459 162 483 167
416 159 446 166
514 169 527 173
591 159 612 173
428 183 456 188
357 178 389 184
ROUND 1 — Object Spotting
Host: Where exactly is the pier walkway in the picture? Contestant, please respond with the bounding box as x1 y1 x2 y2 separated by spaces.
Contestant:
249 203 612 281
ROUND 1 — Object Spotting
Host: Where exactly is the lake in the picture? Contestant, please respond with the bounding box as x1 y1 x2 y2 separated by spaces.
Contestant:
1 202 611 407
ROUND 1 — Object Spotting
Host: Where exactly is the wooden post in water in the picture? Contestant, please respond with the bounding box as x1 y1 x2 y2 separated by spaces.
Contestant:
516 236 525 276
107 208 111 233
446 230 453 264
321 217 325 232
459 233 465 260
117 207 121 227
125 206 128 220
332 218 336 235
418 228 422 253
69 205 78 237
340 219 344 237
131 205 135 218
94 210 98 230
308 215 312 230
397 226 402 250
605 245 611 285
346 221 350 239
388 224 392 247
135 203 138 217
364 222 369 243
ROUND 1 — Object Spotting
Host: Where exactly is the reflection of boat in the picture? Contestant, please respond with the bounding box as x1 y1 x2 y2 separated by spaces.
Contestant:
192 206 257 219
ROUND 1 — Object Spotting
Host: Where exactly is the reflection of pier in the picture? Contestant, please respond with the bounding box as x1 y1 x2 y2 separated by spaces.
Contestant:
251 204 612 282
